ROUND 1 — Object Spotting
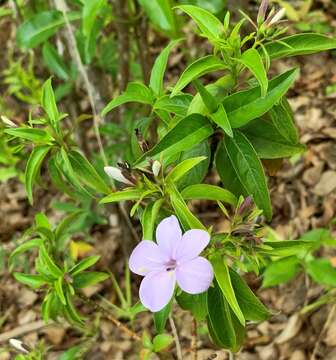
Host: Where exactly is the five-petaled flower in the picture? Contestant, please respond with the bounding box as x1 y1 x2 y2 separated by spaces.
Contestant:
129 215 214 312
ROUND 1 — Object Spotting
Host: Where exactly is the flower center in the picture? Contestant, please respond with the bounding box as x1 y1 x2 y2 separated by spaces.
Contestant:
165 259 177 272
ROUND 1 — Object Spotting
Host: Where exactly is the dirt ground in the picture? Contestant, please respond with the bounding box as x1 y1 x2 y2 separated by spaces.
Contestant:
1 2 336 359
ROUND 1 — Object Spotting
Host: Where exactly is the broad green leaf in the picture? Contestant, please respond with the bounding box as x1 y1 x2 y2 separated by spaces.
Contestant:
42 78 60 128
224 68 299 128
215 141 247 196
154 301 171 333
209 103 233 137
166 156 206 183
224 131 272 220
229 268 270 321
35 213 51 230
139 0 178 37
176 5 224 40
207 281 245 351
192 79 218 113
154 94 192 116
171 55 228 96
242 118 305 159
141 199 164 240
168 183 205 230
176 291 208 321
262 257 301 287
68 150 110 194
73 271 109 288
268 97 299 144
181 184 237 207
134 114 213 166
260 240 313 257
150 39 182 96
210 255 245 326
264 33 336 59
70 255 101 276
300 229 336 247
16 10 81 49
238 48 268 97
153 334 174 352
305 259 336 287
13 273 47 289
42 42 70 80
25 145 51 204
101 82 153 116
5 128 53 143
177 140 210 189
100 188 146 204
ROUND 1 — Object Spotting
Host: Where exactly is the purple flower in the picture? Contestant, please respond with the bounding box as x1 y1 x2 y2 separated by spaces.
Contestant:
129 215 214 312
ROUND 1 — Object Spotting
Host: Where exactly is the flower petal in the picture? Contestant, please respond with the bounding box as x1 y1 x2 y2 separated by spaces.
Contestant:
175 229 210 262
156 215 182 258
139 270 176 312
176 257 214 294
129 241 167 276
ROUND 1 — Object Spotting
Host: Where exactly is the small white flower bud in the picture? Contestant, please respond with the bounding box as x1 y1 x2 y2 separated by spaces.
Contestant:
9 338 29 354
1 115 17 127
268 8 286 26
152 160 161 177
104 166 133 185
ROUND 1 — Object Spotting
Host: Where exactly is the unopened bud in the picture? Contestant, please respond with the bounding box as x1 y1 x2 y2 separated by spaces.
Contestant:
257 0 269 24
238 196 254 217
1 115 17 127
104 166 134 186
152 160 161 177
266 8 286 26
9 339 29 354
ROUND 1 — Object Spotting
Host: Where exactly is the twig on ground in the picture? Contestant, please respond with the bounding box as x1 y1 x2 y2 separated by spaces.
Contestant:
191 318 198 360
310 304 336 360
169 314 183 360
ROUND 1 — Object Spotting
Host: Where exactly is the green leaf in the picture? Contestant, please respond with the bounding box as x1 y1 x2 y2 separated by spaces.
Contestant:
100 188 145 204
42 78 60 128
16 10 81 49
73 271 109 288
176 5 223 40
40 245 63 278
25 145 51 204
238 48 268 97
171 55 228 96
13 273 47 289
215 141 247 197
154 94 192 116
242 118 305 159
229 268 270 321
141 199 164 240
305 259 336 287
70 255 101 276
134 114 213 166
168 183 205 230
82 0 105 38
153 334 173 352
262 257 301 287
181 184 237 207
150 39 182 96
176 291 208 321
207 281 245 351
192 79 218 113
54 277 66 305
5 128 53 143
224 131 272 220
9 238 43 268
68 150 110 194
166 156 206 183
209 104 233 137
264 33 336 59
42 42 70 80
55 210 86 246
64 289 85 324
224 68 299 128
210 255 245 326
101 82 153 116
58 345 83 360
268 97 299 144
154 301 171 333
139 0 178 37
260 240 313 257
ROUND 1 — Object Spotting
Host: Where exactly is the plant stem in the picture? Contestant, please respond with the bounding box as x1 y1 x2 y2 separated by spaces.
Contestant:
169 314 183 360
191 318 198 360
